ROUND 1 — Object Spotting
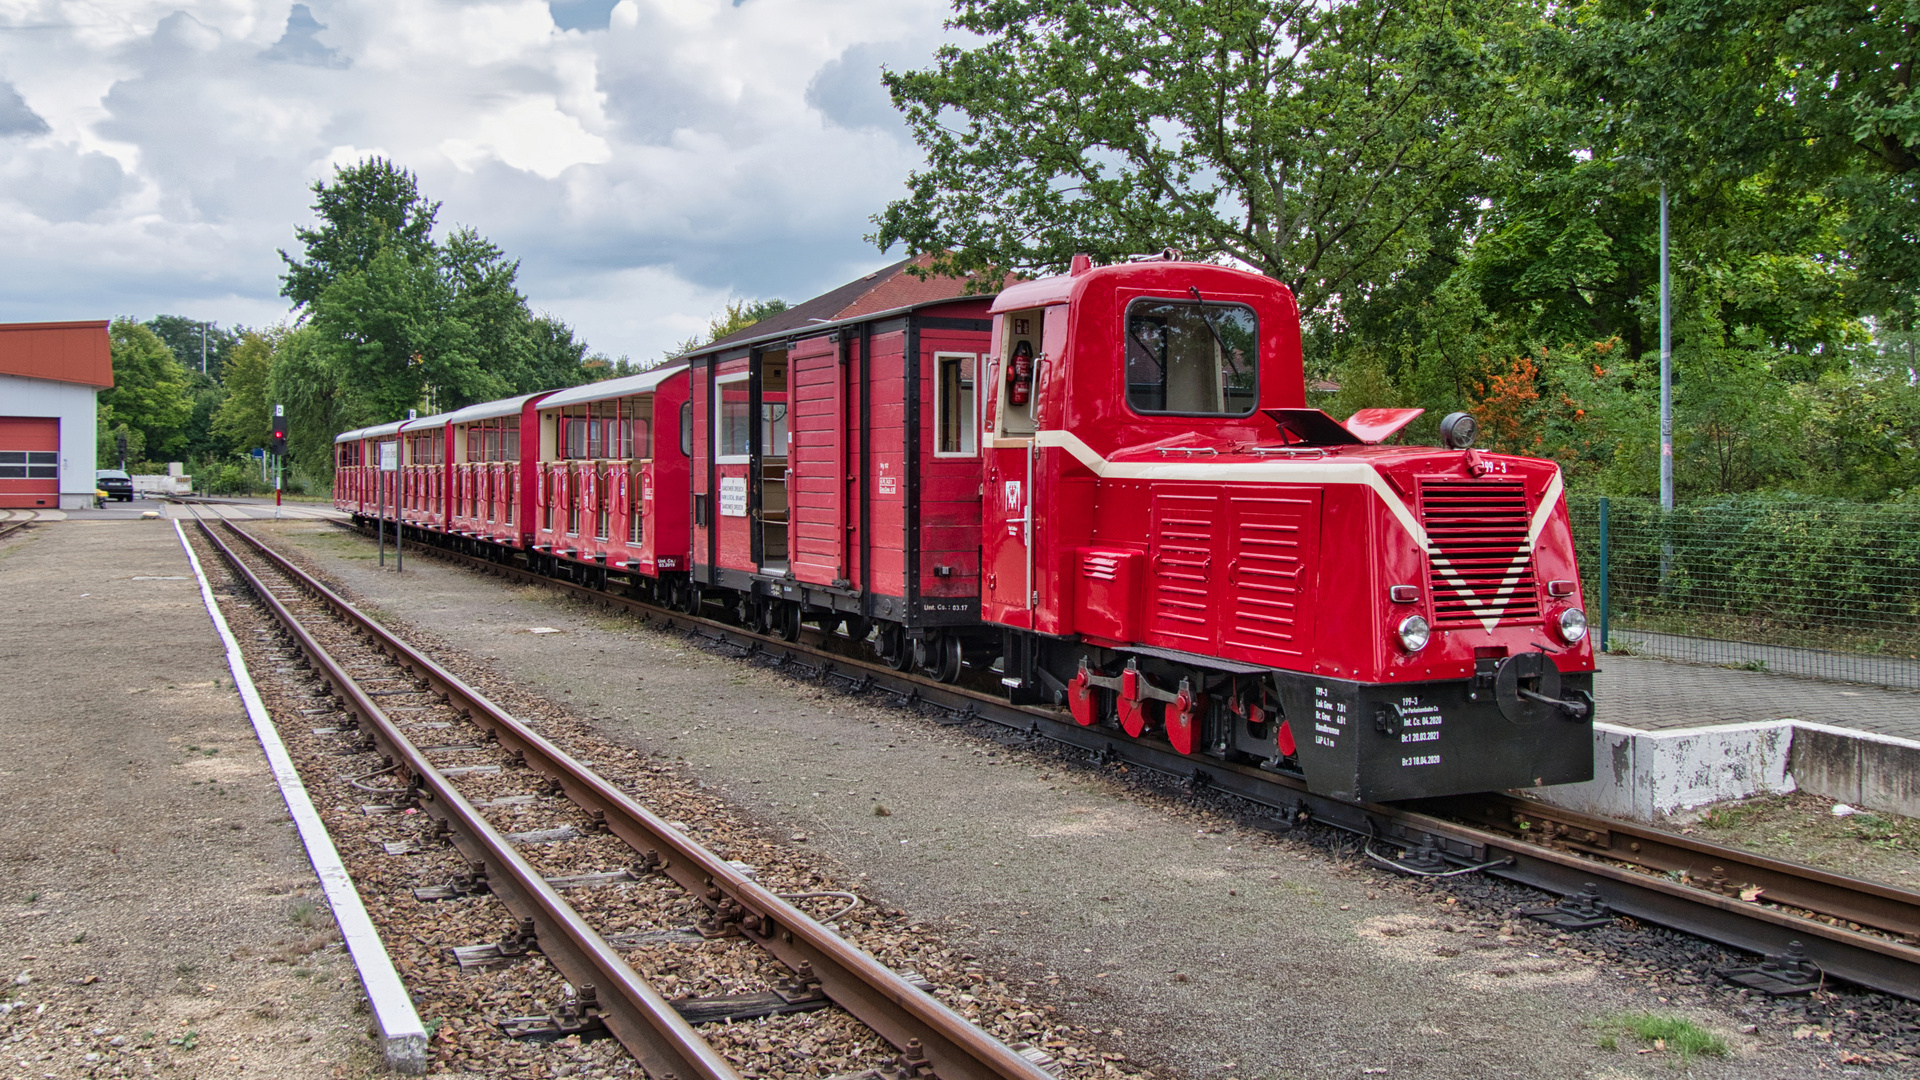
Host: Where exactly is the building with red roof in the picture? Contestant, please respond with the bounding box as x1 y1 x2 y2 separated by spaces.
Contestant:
0 320 112 509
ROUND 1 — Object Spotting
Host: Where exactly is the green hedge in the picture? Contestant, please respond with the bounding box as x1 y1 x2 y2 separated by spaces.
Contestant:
1567 495 1920 657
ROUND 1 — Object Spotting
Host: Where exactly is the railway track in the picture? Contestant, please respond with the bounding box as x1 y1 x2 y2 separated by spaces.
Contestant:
331 517 1920 1004
188 510 1059 1080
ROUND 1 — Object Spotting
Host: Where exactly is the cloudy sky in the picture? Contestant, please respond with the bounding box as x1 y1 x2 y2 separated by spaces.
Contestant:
0 0 956 362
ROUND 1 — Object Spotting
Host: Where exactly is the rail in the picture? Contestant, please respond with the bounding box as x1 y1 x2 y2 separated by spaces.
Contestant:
332 517 1920 1003
195 512 1054 1080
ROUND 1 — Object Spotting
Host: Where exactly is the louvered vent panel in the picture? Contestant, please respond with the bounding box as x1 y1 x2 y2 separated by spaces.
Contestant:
1420 479 1541 628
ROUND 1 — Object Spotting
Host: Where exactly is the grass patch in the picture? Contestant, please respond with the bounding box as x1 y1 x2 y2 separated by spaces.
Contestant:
1595 1011 1730 1063
288 899 322 928
1702 805 1753 829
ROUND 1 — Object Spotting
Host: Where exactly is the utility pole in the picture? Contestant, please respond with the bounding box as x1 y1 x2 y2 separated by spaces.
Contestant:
1659 184 1673 512
201 322 208 376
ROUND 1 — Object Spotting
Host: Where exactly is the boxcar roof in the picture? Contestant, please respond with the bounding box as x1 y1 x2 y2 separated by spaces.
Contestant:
684 254 1002 359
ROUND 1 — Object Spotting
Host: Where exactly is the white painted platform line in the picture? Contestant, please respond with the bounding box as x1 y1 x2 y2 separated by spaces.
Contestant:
173 520 429 1073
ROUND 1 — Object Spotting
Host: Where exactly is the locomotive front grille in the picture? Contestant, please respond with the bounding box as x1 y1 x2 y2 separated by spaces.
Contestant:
1419 479 1541 628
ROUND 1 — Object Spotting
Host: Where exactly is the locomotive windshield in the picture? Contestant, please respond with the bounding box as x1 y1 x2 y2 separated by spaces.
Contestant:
1124 298 1257 416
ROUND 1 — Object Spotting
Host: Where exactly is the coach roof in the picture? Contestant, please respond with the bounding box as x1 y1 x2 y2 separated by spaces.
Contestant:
536 362 686 411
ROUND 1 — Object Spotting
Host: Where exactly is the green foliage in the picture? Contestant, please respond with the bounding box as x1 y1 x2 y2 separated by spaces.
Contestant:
211 330 277 453
268 325 357 486
276 157 613 465
143 316 238 379
1572 493 1920 656
280 157 439 310
101 319 192 460
876 0 1523 321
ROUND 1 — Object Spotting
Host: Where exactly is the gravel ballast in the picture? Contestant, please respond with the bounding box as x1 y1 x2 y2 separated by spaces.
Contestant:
247 520 1892 1079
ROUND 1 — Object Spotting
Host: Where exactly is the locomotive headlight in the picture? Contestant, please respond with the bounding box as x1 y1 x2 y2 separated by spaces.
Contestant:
1557 607 1589 644
1396 614 1431 653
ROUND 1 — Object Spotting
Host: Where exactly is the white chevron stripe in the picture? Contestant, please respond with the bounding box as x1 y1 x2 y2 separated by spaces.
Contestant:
1031 429 1566 631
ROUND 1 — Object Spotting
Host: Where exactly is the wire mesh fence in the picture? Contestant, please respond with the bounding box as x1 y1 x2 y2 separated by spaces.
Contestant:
1565 495 1920 689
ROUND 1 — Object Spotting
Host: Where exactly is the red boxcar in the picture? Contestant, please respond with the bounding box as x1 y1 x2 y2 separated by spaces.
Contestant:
681 264 993 658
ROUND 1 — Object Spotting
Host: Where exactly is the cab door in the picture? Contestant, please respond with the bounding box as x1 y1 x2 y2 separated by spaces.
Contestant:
980 307 1046 626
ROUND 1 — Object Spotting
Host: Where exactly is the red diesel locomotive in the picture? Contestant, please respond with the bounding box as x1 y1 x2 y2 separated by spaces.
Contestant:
337 254 1595 803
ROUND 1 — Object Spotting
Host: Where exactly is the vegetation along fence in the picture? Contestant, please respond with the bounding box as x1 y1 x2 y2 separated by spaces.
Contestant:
1564 495 1920 690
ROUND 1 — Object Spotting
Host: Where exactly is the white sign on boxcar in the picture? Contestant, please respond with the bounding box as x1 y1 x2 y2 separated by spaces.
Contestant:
718 475 747 517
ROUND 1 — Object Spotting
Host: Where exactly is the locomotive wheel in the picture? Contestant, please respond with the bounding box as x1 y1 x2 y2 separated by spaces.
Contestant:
815 614 843 638
1067 668 1098 727
843 616 874 644
776 602 802 642
1166 689 1204 755
1117 696 1149 738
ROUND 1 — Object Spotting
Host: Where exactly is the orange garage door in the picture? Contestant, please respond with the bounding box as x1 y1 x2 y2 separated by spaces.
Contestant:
0 416 60 509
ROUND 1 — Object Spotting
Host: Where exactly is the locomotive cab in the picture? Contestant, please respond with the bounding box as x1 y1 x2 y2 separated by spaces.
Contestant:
989 257 1596 803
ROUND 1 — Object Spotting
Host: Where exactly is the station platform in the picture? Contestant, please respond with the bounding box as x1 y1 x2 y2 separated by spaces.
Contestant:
17 496 350 523
0 516 369 1075
1599 653 1920 742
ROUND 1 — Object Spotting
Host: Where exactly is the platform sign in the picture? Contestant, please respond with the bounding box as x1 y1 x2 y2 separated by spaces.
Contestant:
380 441 399 472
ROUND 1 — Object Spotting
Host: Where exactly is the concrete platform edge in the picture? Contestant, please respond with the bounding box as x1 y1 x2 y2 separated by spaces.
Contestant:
1533 718 1920 822
173 521 428 1074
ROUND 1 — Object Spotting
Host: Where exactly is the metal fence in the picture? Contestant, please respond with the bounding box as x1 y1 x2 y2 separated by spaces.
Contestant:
1566 495 1920 690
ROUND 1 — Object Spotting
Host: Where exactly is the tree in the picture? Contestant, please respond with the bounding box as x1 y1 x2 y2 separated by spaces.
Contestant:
282 158 606 421
100 318 192 461
874 0 1524 323
268 326 360 484
280 157 439 310
144 315 238 379
211 329 278 453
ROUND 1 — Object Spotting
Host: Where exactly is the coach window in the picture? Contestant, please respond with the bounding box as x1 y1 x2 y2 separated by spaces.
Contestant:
1124 298 1257 416
935 353 978 455
716 373 751 463
680 401 693 457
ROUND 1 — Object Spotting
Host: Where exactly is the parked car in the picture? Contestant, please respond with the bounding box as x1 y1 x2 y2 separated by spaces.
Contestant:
95 469 133 501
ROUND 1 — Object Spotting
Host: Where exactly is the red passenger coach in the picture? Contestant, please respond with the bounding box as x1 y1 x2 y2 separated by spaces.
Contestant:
445 392 555 550
334 420 406 521
528 365 692 592
398 412 453 532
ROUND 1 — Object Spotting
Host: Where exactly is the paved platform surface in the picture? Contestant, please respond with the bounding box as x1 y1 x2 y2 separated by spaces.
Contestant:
9 500 345 523
0 518 374 1077
1598 653 1920 741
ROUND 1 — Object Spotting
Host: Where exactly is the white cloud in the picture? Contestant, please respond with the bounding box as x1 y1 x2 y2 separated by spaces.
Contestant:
0 0 956 363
